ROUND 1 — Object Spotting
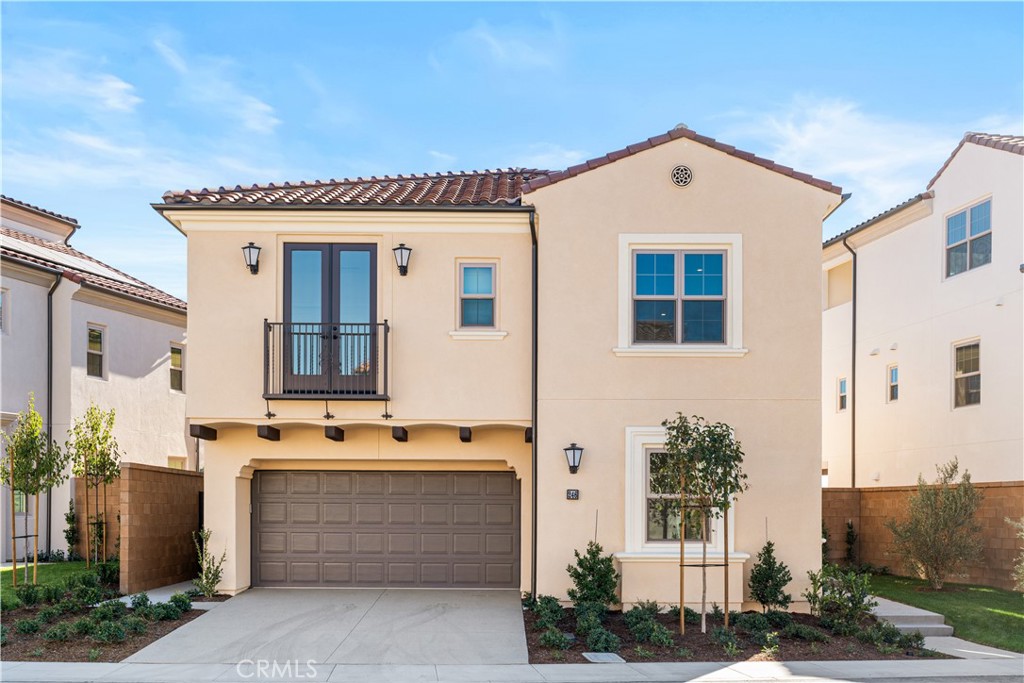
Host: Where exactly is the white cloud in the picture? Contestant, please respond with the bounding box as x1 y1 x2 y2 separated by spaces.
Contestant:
509 143 587 170
3 50 142 113
151 37 281 134
716 96 1021 234
431 17 565 73
428 150 457 167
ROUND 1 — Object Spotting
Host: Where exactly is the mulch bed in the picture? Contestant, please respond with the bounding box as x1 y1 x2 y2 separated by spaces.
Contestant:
192 594 231 603
0 605 205 663
523 608 947 664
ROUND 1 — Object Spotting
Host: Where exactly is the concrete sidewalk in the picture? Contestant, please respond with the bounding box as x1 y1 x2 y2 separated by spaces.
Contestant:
1 658 1023 682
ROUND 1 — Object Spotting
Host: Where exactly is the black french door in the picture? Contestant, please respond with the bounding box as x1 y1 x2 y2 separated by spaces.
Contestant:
282 244 377 395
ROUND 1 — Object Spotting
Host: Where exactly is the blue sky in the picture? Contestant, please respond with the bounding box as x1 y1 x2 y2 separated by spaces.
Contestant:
2 2 1021 300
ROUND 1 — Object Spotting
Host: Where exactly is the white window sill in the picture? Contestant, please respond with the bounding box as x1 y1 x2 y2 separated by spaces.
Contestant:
449 330 508 341
615 551 751 564
613 346 749 358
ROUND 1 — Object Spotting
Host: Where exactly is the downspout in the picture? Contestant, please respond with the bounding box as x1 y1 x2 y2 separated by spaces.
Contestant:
529 209 538 600
45 272 64 555
841 238 857 488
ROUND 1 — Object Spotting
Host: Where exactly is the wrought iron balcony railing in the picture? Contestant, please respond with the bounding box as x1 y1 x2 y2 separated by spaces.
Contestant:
263 321 389 400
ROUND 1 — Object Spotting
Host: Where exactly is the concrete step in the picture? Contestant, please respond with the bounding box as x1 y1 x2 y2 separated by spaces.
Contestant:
871 596 954 637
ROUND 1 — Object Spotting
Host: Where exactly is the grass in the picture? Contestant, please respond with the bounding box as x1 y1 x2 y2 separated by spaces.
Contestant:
1 561 90 610
870 574 1024 653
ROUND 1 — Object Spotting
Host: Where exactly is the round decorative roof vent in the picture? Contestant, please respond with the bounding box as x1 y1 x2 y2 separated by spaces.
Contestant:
671 165 692 187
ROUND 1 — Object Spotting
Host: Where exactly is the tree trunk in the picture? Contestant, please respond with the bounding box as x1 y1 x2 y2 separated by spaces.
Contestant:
9 453 16 587
33 493 40 584
102 482 108 562
83 469 90 569
22 497 29 584
93 476 100 565
723 508 729 628
678 473 685 635
700 513 708 633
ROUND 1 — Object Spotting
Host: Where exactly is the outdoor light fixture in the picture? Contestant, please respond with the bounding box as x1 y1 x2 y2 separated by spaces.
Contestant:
564 442 584 474
392 243 412 276
242 242 262 275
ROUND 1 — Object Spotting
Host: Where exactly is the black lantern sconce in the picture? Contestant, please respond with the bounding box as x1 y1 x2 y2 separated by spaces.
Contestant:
564 442 584 474
242 242 261 275
392 243 412 276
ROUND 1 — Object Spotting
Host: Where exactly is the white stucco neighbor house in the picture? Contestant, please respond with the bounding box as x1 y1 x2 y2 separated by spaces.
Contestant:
821 133 1023 488
0 195 194 561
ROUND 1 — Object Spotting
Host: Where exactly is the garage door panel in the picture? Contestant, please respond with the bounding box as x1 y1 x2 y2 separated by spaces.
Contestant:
252 471 519 588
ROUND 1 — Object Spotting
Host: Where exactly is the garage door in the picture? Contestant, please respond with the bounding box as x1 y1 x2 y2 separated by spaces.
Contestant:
251 471 520 588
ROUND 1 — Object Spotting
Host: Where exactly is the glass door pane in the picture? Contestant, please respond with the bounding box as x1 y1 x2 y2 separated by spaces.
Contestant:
284 246 329 392
333 245 376 393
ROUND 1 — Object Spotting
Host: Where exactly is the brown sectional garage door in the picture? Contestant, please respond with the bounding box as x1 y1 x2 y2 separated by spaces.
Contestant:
252 471 520 588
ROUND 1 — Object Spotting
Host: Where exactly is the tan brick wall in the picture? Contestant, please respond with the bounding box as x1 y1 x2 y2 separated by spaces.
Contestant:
74 463 203 594
824 481 1024 590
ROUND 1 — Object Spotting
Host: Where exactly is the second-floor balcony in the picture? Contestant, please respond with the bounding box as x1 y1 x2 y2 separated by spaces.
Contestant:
264 321 389 400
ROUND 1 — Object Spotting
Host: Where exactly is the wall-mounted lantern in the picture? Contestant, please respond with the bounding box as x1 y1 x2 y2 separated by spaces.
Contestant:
564 442 584 474
242 242 262 275
392 243 412 276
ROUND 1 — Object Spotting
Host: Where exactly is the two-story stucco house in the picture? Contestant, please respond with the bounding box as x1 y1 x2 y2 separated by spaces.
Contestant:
155 126 843 608
1 196 193 561
822 133 1023 489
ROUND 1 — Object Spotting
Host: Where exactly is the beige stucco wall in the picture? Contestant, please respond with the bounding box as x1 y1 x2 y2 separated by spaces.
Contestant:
822 143 1023 488
529 136 839 610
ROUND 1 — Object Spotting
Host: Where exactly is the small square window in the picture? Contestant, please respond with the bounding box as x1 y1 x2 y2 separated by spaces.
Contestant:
954 342 980 407
459 264 496 328
87 326 105 378
887 365 899 403
170 345 184 392
838 377 848 411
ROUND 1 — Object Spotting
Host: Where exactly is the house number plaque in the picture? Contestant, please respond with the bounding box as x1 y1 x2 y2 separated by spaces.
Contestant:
566 489 580 500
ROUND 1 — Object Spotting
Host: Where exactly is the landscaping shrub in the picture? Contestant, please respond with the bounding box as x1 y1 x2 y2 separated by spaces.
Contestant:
42 583 66 604
130 593 151 610
734 612 771 635
684 606 700 624
845 521 858 565
804 564 876 635
748 540 792 612
122 615 148 635
169 592 193 613
624 604 655 632
92 619 127 644
585 626 621 653
193 528 227 598
709 603 724 621
42 622 72 642
532 595 563 630
1007 517 1024 592
783 622 830 643
710 626 738 648
566 541 620 608
71 585 102 608
151 602 183 621
766 610 793 629
760 630 780 657
71 618 98 636
631 619 674 646
37 605 65 623
885 459 983 590
821 519 831 565
56 598 84 616
15 583 42 606
92 600 128 622
857 621 924 652
573 600 605 637
538 626 572 650
15 618 41 635
1 624 7 646
77 572 101 589
96 561 120 587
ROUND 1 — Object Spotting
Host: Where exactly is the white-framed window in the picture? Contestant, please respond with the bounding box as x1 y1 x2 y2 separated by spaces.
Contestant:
646 449 710 543
953 341 980 408
459 263 496 328
623 427 731 555
167 456 186 470
838 377 848 411
87 325 105 379
13 490 27 515
0 288 8 334
887 365 899 403
946 199 991 278
616 234 745 357
170 345 184 392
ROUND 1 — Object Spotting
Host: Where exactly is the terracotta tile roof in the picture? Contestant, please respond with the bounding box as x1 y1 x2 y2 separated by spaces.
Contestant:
159 169 548 208
1 226 186 313
927 132 1024 189
823 192 934 249
520 126 842 195
1 195 79 227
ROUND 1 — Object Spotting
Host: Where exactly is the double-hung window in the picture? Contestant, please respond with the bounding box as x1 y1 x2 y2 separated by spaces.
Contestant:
170 345 184 392
954 341 980 407
87 326 105 378
460 264 495 328
633 251 725 344
887 365 898 402
646 450 707 543
946 200 991 277
838 378 848 411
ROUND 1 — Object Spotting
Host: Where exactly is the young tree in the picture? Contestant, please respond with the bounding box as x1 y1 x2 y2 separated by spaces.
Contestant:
0 394 69 583
662 414 748 633
66 404 122 567
748 540 793 613
886 459 983 590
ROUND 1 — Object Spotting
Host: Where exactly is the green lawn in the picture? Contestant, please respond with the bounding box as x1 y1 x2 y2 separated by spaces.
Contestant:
1 561 90 610
870 574 1024 653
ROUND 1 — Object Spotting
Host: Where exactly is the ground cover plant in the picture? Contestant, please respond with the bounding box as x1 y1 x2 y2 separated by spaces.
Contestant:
869 573 1024 653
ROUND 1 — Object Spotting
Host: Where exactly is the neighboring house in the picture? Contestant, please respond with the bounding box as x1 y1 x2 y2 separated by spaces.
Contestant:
154 125 843 608
0 196 193 562
822 133 1023 488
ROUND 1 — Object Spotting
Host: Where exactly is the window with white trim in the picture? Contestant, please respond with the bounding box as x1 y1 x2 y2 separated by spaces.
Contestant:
887 365 898 403
954 341 980 408
459 263 496 328
616 234 745 357
838 377 848 411
87 325 105 378
170 345 184 392
646 450 709 543
946 199 991 277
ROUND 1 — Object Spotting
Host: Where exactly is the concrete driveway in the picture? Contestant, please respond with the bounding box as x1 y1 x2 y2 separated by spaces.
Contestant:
126 588 529 666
